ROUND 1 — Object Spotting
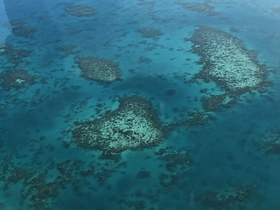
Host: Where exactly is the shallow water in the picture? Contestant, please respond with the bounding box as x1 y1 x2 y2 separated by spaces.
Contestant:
1 0 280 209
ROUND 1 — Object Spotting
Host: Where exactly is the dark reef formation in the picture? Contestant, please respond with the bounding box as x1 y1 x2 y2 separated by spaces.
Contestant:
0 69 36 90
72 95 169 156
76 56 121 83
138 27 163 39
185 26 270 112
64 5 97 17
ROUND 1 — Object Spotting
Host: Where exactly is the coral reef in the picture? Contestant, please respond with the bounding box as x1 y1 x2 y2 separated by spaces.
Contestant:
154 147 193 189
197 185 253 209
159 173 178 188
201 94 234 112
138 27 163 38
9 18 25 27
65 5 97 17
155 146 192 172
57 45 77 56
12 27 36 37
76 56 121 83
0 69 36 90
187 110 215 125
250 129 280 155
72 95 168 155
136 168 151 179
121 199 147 210
179 2 218 15
169 110 215 128
187 26 269 95
2 162 58 210
0 156 120 210
0 44 31 65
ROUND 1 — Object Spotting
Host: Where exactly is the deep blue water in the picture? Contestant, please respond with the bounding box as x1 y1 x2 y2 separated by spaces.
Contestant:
1 0 280 209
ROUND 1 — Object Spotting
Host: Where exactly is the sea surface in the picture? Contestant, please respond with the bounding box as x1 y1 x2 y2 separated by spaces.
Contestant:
1 0 280 209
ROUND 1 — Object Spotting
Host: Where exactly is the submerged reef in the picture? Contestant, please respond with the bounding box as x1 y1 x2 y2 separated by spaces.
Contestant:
185 26 270 112
57 45 77 56
155 146 192 172
1 156 119 210
12 26 36 37
2 163 57 210
155 146 193 188
0 44 31 65
0 69 36 90
64 5 97 17
169 110 215 127
196 185 253 209
179 1 218 15
72 95 168 155
249 128 280 156
137 27 163 39
189 26 267 95
188 26 269 95
201 94 234 112
76 56 121 83
9 18 26 27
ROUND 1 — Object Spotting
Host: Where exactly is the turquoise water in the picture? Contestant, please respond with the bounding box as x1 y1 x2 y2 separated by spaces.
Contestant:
1 0 280 209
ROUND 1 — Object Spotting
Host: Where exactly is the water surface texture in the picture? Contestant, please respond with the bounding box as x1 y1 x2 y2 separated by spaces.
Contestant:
1 0 280 209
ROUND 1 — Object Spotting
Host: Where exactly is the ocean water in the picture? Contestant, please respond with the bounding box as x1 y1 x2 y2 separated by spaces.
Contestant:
1 0 280 209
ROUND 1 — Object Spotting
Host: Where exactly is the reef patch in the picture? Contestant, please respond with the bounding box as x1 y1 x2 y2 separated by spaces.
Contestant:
76 56 121 83
0 69 36 90
65 5 97 17
188 26 269 95
72 96 168 155
185 26 270 112
137 27 163 39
